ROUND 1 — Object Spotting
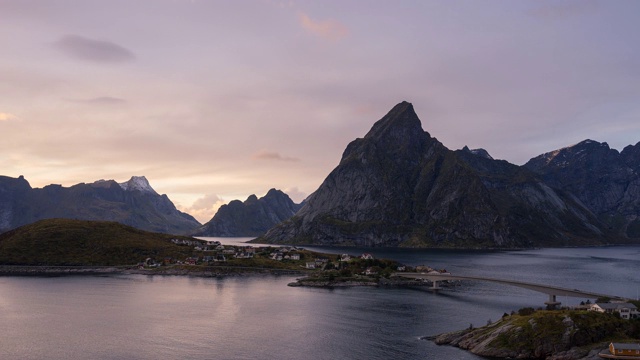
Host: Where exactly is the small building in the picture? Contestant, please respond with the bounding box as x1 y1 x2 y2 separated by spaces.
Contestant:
397 266 406 272
305 262 316 269
340 254 351 262
290 253 301 261
609 343 640 357
590 302 639 319
185 257 198 265
415 265 432 273
361 253 374 260
365 267 377 276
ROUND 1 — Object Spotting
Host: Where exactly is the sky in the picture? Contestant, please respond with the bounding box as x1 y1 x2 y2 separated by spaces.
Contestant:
1 0 640 223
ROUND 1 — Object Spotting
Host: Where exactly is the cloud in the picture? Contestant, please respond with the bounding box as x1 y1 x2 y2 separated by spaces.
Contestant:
53 35 135 63
177 194 226 223
252 149 300 162
298 12 348 41
0 112 18 121
284 187 308 203
73 96 128 105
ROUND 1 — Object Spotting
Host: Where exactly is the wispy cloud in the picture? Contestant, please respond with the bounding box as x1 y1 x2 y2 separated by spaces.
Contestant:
72 96 128 105
252 149 300 162
0 112 18 121
177 194 226 223
298 12 348 41
54 35 135 63
284 186 307 203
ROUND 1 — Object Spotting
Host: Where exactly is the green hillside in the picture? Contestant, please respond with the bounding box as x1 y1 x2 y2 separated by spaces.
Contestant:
0 218 195 266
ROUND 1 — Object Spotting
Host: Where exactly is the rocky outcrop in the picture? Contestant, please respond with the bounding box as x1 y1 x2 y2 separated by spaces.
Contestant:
259 102 615 248
192 189 301 237
525 140 640 239
434 311 625 359
0 175 200 235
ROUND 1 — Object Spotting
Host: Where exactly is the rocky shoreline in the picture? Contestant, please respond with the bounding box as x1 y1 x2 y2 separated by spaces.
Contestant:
432 327 607 360
429 310 631 360
288 276 435 288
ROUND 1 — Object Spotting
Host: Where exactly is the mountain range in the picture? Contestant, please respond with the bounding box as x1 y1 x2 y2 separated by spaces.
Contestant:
192 189 301 237
258 101 638 248
0 175 200 235
2 101 640 248
524 139 640 238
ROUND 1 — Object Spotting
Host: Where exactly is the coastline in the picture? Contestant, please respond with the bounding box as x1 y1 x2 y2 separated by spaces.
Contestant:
0 265 307 278
429 310 638 360
287 275 441 288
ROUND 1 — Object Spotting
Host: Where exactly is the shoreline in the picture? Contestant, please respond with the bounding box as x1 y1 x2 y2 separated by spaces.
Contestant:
0 265 307 278
287 275 443 288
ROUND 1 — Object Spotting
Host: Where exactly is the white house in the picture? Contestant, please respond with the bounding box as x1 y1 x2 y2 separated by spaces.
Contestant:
590 302 639 319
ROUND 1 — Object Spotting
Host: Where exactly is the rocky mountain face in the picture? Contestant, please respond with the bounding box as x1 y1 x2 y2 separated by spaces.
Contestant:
192 189 301 237
0 175 200 235
259 102 614 248
524 140 640 239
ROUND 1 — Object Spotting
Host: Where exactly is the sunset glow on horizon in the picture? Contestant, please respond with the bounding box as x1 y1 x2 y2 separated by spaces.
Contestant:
2 0 639 223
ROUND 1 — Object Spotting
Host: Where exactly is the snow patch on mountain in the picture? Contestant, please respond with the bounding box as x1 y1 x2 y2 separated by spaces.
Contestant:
119 176 157 194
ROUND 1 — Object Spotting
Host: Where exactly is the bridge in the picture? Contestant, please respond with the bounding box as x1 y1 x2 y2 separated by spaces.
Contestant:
392 272 628 308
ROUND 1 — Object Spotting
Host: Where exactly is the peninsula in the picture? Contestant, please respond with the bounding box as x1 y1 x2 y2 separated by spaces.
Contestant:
0 218 328 276
433 307 640 360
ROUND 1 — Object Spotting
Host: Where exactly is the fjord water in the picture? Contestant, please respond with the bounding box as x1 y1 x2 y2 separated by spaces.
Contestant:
1 244 638 360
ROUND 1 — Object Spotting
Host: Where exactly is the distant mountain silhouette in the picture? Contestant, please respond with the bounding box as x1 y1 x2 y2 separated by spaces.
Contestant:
525 139 640 239
192 189 301 237
0 175 200 235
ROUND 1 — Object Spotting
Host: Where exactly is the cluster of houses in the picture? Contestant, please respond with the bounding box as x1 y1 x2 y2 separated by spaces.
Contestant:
588 301 639 320
158 241 413 277
268 246 303 261
155 239 263 266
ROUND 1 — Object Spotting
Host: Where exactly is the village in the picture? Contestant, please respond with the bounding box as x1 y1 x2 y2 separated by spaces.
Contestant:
133 238 424 278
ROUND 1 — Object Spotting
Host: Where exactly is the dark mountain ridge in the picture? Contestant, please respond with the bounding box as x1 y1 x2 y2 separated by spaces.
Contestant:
0 175 200 235
259 102 618 248
192 189 301 237
524 139 640 238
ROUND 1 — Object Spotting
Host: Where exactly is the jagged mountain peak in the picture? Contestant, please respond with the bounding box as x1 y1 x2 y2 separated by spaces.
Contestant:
461 146 494 160
192 188 301 237
525 139 620 171
119 176 157 194
0 175 199 234
259 103 614 248
364 101 427 143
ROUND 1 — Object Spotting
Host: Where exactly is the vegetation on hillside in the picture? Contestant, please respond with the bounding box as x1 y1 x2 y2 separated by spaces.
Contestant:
436 307 640 359
0 218 195 266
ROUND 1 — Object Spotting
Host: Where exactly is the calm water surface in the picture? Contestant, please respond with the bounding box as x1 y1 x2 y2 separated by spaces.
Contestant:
1 241 639 360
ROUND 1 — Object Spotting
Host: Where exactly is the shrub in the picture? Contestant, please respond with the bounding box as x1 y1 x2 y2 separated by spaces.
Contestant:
518 307 536 316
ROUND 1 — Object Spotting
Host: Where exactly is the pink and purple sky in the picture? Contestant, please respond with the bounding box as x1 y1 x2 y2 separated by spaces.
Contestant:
1 0 639 223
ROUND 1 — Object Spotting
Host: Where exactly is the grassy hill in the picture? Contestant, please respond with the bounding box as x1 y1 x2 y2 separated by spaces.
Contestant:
435 308 640 359
0 218 196 266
